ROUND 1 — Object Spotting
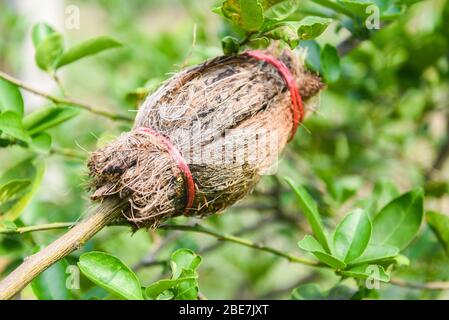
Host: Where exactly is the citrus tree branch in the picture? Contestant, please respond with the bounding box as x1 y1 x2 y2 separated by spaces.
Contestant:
160 223 320 267
0 71 133 122
0 198 126 300
0 222 74 235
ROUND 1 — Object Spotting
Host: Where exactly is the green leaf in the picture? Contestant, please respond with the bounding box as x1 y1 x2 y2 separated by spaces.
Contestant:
78 251 143 300
296 16 332 40
0 78 24 116
339 264 390 282
145 275 197 300
170 248 202 279
298 235 346 269
291 283 324 300
145 249 201 300
0 180 31 205
0 111 30 142
173 268 199 300
372 188 424 250
264 0 299 20
349 244 399 266
337 0 373 19
55 36 122 69
221 36 240 55
266 25 299 49
320 44 341 83
427 211 449 256
365 179 400 216
23 105 79 136
222 0 265 31
31 23 57 48
29 132 52 153
0 158 45 221
333 209 371 263
285 177 331 253
35 33 64 71
31 258 72 300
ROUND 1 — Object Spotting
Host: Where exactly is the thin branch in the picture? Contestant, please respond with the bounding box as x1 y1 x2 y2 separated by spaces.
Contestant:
49 146 86 161
0 71 133 122
0 198 126 300
389 278 449 290
3 219 449 292
159 223 319 266
0 222 74 235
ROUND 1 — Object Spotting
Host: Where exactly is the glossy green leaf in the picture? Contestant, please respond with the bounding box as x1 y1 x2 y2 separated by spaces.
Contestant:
31 22 57 47
264 0 299 20
35 33 64 71
31 258 72 300
320 44 341 83
339 264 390 282
0 78 24 116
23 105 79 136
427 211 449 256
333 209 371 263
170 248 202 279
266 25 299 49
222 0 264 31
298 235 346 269
221 36 240 55
349 244 399 266
29 132 52 153
55 36 122 69
296 16 332 40
0 180 31 205
145 274 197 300
291 283 324 300
78 251 143 300
365 179 400 216
285 177 331 253
372 188 424 250
0 111 30 142
173 268 199 300
0 158 45 221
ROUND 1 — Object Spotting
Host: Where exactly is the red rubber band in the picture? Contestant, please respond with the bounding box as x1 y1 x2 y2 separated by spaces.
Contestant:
245 50 304 141
137 127 195 215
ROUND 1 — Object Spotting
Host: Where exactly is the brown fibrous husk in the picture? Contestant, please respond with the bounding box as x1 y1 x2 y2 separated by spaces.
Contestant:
87 48 324 228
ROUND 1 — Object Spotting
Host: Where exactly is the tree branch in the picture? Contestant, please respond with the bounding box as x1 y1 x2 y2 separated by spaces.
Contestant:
159 223 320 267
0 71 133 122
0 198 126 300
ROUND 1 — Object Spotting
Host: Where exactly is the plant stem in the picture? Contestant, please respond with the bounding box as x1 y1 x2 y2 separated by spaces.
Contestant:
389 278 449 290
0 198 125 300
160 223 320 267
0 71 133 122
0 222 74 235
49 146 86 161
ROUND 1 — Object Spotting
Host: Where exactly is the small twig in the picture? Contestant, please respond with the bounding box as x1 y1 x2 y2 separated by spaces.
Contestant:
389 278 449 290
49 146 86 161
159 223 319 266
0 222 74 235
50 71 67 97
0 71 133 122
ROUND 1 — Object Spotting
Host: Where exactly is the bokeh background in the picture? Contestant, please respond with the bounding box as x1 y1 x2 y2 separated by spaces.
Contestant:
0 0 448 299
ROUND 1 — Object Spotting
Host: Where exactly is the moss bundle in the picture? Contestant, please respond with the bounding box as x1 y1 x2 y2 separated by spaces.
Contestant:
88 48 323 228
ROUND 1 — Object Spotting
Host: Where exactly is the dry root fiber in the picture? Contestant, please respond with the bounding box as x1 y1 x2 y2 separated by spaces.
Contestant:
88 48 324 228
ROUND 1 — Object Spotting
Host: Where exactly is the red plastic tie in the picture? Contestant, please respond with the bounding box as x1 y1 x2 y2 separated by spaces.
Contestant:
245 50 304 141
137 127 195 215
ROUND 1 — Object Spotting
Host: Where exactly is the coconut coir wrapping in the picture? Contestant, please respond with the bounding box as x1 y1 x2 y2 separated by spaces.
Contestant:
87 49 323 228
